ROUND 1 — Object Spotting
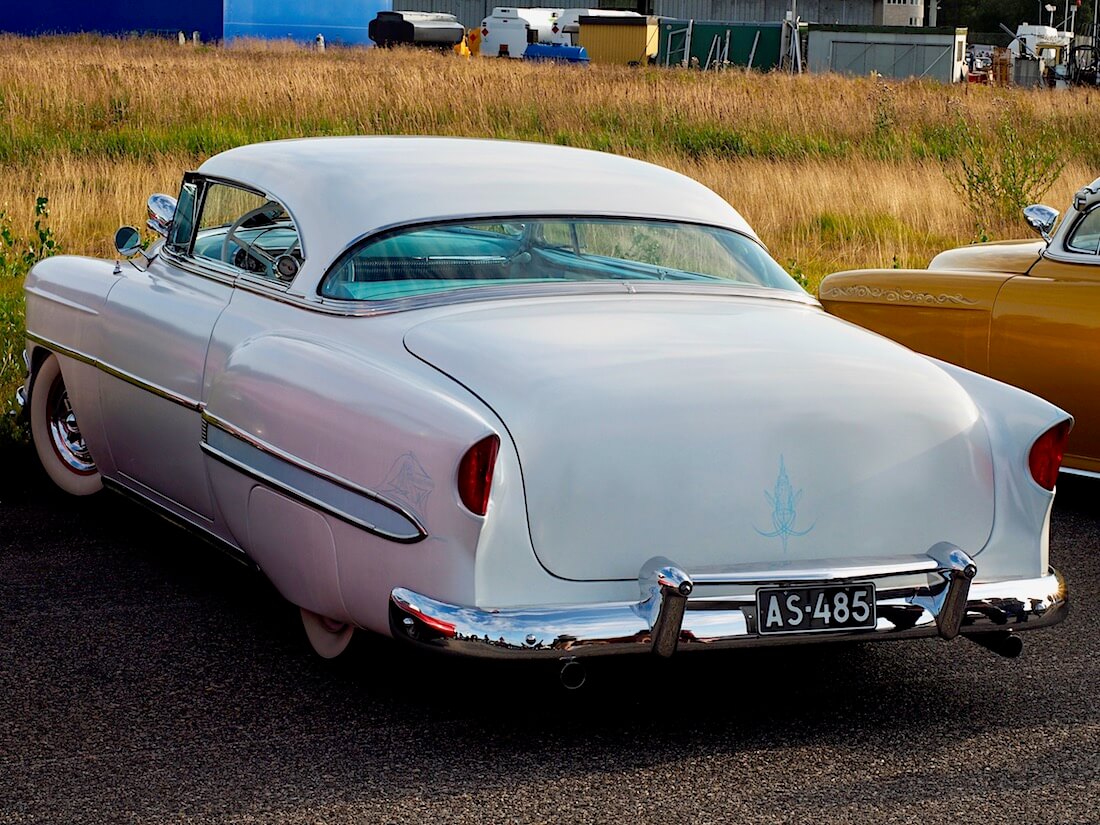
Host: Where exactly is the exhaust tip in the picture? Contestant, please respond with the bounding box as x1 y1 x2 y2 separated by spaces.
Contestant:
996 634 1024 659
559 658 586 690
966 631 1024 659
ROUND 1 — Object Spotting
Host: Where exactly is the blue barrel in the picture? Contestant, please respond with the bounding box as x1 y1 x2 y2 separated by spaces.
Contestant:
522 43 590 64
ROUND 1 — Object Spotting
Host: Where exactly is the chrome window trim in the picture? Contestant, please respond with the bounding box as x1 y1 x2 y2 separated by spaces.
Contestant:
1044 205 1100 265
163 211 817 316
1042 247 1100 265
237 271 294 294
155 255 820 317
201 412 428 543
315 280 821 316
25 331 203 411
161 247 296 298
316 212 803 305
160 246 238 287
164 173 308 287
192 173 310 263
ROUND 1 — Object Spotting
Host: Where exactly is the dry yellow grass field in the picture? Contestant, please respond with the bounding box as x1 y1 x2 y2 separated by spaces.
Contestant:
0 36 1096 272
0 34 1096 442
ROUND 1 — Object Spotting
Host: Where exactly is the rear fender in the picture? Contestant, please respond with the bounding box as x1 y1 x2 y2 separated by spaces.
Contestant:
203 331 507 632
931 358 1070 580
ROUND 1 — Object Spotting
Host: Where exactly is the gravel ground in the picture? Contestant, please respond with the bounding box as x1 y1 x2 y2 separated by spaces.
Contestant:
1 445 1098 824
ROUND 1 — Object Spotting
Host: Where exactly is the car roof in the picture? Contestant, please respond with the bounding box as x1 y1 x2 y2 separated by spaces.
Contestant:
196 136 759 294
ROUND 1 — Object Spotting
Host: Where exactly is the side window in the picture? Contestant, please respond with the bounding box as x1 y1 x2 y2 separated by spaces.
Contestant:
191 182 303 282
1067 207 1100 255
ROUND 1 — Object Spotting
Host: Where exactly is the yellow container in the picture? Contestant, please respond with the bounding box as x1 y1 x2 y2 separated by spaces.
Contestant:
576 16 659 65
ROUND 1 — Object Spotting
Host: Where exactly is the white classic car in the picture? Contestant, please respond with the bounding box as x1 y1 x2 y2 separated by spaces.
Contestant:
19 137 1070 684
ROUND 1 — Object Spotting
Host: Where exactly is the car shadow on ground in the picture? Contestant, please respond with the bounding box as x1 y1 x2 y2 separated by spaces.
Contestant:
2 445 1098 818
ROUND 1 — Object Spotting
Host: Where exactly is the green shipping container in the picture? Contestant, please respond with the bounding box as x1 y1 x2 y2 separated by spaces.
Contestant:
656 20 782 70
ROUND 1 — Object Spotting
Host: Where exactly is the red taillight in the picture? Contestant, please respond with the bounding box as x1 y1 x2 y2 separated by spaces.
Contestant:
1029 420 1071 490
482 27 489 36
458 434 500 516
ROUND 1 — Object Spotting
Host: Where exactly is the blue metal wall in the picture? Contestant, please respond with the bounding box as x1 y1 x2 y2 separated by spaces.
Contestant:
0 1 224 39
223 0 391 45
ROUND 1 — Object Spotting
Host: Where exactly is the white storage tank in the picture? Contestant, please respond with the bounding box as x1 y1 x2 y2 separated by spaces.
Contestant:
514 7 564 43
369 11 465 47
480 7 533 58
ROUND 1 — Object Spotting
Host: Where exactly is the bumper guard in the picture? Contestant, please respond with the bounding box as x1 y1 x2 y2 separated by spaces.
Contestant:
390 544 1067 659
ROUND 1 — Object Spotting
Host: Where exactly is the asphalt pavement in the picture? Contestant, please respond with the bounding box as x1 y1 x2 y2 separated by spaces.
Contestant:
1 443 1098 824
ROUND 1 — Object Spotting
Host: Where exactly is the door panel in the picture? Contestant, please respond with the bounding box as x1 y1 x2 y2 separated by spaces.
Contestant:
98 257 232 519
990 263 1100 471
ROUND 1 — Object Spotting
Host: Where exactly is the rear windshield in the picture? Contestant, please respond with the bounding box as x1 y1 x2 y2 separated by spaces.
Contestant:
320 218 805 301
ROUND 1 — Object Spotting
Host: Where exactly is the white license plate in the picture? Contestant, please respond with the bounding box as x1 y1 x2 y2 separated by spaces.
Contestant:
756 583 876 635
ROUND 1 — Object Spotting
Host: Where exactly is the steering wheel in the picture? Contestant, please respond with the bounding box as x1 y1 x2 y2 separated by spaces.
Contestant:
221 202 284 275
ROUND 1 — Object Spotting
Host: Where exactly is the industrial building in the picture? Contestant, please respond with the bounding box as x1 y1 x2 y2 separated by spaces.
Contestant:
1 0 391 45
806 24 967 82
1 0 941 40
651 0 930 27
1 0 224 40
391 0 934 31
1 0 967 83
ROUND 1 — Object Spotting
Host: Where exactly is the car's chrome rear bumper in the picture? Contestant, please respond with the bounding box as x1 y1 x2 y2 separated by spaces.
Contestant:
389 547 1068 659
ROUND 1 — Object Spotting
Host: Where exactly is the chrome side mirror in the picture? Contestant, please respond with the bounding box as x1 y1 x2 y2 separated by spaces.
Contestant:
146 193 177 237
114 226 143 258
1023 204 1059 242
114 225 154 273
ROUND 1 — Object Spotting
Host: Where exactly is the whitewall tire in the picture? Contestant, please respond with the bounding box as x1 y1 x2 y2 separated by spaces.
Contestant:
300 608 355 659
30 354 103 496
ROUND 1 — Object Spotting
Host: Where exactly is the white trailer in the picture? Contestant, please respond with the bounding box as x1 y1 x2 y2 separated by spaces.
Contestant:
553 8 640 45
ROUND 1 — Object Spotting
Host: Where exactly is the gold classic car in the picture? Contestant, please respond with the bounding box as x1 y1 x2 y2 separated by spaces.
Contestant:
820 177 1100 476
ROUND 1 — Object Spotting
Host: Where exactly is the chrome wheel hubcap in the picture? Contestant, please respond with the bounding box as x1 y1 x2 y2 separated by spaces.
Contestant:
46 376 96 475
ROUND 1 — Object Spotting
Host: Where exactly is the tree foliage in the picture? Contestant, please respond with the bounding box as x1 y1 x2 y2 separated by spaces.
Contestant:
938 0 1096 37
945 111 1066 237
